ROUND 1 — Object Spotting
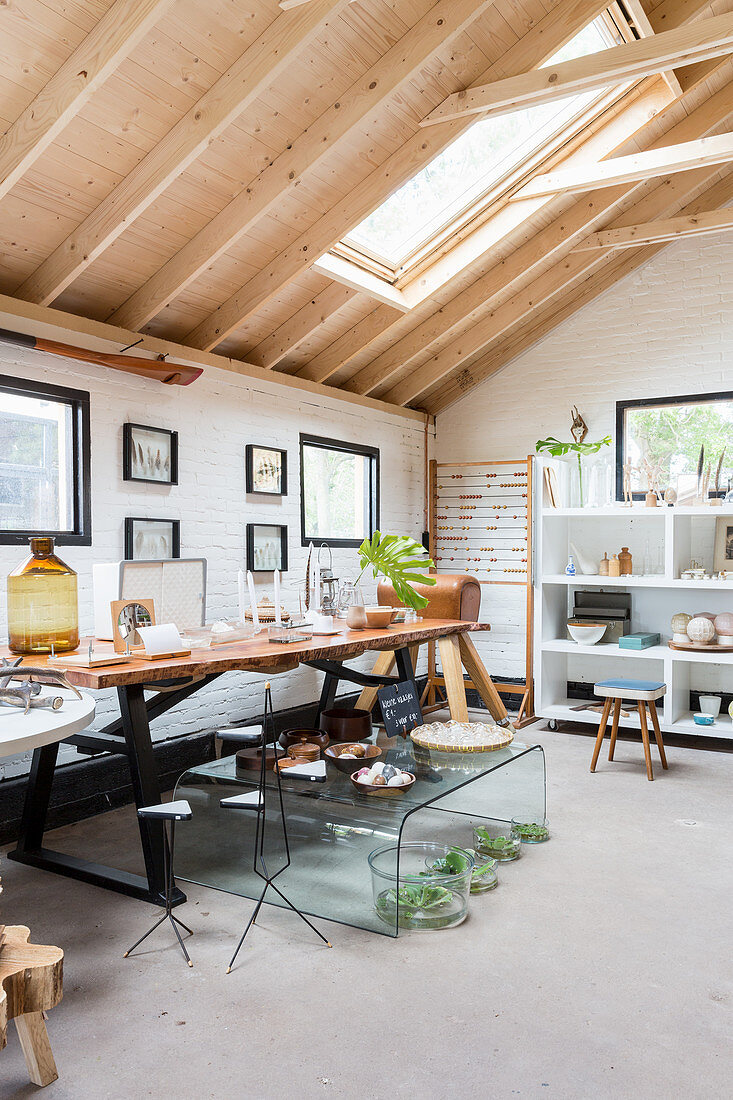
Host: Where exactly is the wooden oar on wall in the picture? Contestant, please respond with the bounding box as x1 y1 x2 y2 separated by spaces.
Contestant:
0 328 203 386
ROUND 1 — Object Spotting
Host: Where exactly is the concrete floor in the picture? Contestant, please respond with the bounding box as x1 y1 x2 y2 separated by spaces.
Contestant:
1 721 731 1100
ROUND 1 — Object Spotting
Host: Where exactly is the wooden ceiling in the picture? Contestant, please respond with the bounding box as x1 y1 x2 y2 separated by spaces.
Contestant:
1 0 732 419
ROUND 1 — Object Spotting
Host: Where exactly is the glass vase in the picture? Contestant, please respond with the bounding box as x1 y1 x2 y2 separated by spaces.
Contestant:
7 537 79 654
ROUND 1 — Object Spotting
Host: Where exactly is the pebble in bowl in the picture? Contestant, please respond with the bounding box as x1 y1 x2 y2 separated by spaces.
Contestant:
567 619 607 646
325 742 381 774
350 760 415 795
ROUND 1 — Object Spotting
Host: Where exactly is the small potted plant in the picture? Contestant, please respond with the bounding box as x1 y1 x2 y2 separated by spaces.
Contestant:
342 531 436 627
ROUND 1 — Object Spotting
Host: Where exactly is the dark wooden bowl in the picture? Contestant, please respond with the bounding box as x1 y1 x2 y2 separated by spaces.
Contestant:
349 771 416 796
278 728 329 751
319 707 373 742
324 743 382 774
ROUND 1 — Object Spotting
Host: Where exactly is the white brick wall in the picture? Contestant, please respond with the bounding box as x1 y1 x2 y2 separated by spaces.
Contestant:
436 235 733 679
0 348 426 779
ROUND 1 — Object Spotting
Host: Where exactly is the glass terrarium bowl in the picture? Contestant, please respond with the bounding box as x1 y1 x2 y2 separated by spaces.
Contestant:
423 847 498 895
368 843 473 930
473 820 522 862
511 817 550 843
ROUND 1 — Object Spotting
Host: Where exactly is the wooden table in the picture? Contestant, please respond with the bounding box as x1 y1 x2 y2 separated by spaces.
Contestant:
3 619 502 907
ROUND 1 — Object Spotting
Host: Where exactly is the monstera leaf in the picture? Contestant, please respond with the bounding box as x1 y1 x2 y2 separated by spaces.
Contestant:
357 531 436 610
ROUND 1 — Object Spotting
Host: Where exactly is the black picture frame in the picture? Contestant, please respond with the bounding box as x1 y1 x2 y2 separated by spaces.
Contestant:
124 517 181 560
123 422 178 485
245 444 287 496
246 523 288 573
0 373 91 546
299 433 380 548
615 390 733 501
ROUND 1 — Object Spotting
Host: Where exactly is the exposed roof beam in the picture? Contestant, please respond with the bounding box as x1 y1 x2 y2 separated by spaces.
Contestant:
14 0 349 307
108 0 496 333
576 206 733 248
424 169 733 413
421 13 733 126
247 283 356 370
0 0 174 203
296 305 401 383
352 75 733 398
183 0 614 351
515 131 733 200
0 292 426 424
620 0 683 97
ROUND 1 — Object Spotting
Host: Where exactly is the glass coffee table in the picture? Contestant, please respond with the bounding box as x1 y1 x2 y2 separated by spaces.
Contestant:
175 735 545 936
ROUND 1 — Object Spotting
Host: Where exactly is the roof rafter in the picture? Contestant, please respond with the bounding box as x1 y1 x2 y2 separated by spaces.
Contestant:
421 13 733 126
0 0 175 203
183 0 614 352
423 167 733 412
246 283 356 369
295 304 401 382
14 0 350 307
108 0 497 333
620 0 683 97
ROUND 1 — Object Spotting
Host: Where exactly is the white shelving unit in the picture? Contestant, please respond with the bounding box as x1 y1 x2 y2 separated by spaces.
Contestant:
534 467 733 741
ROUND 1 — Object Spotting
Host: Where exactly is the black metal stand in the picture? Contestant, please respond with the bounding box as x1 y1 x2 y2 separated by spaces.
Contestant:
8 673 221 906
226 684 332 973
123 818 194 966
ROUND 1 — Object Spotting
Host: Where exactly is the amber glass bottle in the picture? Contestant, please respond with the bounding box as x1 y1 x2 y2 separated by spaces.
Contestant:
7 537 79 655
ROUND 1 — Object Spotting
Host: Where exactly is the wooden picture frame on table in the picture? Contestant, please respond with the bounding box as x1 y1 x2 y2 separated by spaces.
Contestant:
713 516 733 573
123 423 178 485
246 445 287 496
125 517 181 560
246 523 288 573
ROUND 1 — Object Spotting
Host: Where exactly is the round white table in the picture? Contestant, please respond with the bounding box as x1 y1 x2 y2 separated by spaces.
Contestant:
0 689 95 758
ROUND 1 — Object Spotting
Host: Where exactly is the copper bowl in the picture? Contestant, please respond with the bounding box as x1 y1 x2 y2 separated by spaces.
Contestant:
324 742 381 774
319 707 373 743
278 728 329 752
349 771 416 797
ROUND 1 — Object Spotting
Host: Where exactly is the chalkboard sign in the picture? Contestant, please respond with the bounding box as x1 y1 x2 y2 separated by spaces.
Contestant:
378 680 422 738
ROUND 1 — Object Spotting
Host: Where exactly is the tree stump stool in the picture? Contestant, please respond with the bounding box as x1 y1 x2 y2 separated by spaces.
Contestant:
0 925 63 1086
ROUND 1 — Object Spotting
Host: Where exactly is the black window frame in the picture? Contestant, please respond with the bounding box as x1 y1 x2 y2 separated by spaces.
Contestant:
0 373 91 546
616 390 733 502
299 433 380 548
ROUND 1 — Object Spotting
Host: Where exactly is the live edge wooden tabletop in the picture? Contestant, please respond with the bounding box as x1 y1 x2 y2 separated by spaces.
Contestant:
0 619 489 690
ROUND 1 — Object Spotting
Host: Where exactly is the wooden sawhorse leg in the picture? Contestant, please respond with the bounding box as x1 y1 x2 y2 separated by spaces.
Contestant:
437 636 469 723
457 633 509 725
355 646 421 713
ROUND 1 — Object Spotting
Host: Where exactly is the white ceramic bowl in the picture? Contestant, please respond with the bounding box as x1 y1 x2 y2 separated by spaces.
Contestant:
567 621 607 646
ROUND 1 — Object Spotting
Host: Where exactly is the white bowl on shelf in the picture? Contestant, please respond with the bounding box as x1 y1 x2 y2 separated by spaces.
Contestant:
567 621 607 646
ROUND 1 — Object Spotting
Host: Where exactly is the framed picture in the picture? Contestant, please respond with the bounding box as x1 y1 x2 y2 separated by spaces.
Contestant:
123 423 178 484
246 523 288 572
246 444 287 496
125 517 180 560
713 516 733 573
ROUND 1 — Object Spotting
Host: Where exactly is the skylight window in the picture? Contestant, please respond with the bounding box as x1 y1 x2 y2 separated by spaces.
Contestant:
344 19 619 269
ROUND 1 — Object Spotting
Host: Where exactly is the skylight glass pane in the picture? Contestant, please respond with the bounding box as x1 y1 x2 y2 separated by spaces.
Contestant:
345 20 613 266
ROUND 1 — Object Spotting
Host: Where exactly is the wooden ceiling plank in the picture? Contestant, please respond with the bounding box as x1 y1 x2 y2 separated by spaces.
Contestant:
247 281 356 369
576 205 733 247
0 0 174 203
353 70 733 397
14 0 350 307
0 289 427 423
183 0 615 351
424 167 733 412
108 0 497 332
516 130 733 199
296 303 401 381
422 12 733 126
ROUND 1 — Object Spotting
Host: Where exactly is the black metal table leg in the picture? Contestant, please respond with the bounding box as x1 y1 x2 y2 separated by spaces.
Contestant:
314 666 340 725
12 742 59 856
118 684 186 907
395 646 415 684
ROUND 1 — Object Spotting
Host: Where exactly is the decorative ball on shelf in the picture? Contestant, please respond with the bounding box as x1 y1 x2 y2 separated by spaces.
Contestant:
686 615 716 646
694 611 716 622
714 612 733 643
670 612 692 644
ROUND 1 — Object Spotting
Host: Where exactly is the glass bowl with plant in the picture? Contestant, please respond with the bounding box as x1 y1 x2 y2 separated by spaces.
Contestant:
511 818 550 843
369 842 473 930
473 820 522 862
422 847 498 894
536 433 611 509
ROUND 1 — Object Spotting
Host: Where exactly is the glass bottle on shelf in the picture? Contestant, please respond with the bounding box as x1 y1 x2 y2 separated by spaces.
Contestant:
337 580 367 628
7 537 79 655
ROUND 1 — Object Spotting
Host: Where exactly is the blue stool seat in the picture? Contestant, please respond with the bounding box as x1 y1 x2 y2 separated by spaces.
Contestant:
594 679 666 701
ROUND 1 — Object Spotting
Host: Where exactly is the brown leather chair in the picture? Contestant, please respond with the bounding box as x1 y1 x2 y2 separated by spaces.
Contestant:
377 574 481 622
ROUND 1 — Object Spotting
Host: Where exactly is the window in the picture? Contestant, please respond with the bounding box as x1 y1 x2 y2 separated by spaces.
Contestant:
300 434 379 547
342 18 621 271
616 392 733 502
0 374 91 545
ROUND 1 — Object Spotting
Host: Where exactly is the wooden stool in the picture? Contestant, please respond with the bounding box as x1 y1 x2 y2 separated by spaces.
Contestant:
0 925 63 1087
590 679 668 782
